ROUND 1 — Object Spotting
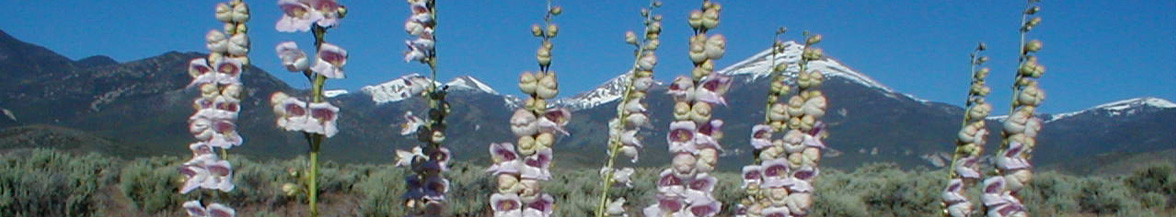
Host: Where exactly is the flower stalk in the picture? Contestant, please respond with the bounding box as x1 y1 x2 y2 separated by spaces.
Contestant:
394 0 455 216
940 42 992 217
982 1 1046 216
736 31 829 217
596 1 663 216
486 1 567 216
270 0 348 216
643 1 728 216
180 0 251 216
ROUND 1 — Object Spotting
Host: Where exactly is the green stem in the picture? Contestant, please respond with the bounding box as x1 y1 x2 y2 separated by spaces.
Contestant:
308 136 321 217
305 24 329 217
596 2 660 216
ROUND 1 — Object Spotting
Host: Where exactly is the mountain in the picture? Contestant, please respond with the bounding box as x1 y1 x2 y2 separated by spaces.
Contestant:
549 41 965 169
0 29 1170 172
75 55 119 68
1031 97 1176 167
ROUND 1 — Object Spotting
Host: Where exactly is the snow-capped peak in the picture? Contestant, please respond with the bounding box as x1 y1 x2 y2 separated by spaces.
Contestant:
551 72 634 111
445 75 498 94
360 74 500 104
1046 97 1175 122
719 41 895 91
360 74 435 104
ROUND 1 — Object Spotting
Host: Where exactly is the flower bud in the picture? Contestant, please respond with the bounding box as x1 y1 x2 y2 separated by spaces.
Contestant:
690 102 713 124
282 183 299 196
550 6 563 15
531 24 543 37
672 153 697 174
547 24 559 38
215 3 233 22
1025 6 1040 15
701 8 720 29
231 2 250 23
805 34 823 45
535 132 555 150
518 135 537 156
1024 39 1043 53
802 48 823 61
519 72 538 94
625 31 638 45
688 10 704 29
647 21 662 35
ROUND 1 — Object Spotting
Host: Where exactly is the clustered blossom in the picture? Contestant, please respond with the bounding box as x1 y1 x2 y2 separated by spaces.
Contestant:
597 2 663 216
403 0 436 63
276 0 346 32
736 33 828 217
644 2 727 217
488 3 566 217
393 1 454 216
270 40 347 137
940 43 992 217
181 1 251 216
271 0 348 215
983 2 1046 216
268 92 340 137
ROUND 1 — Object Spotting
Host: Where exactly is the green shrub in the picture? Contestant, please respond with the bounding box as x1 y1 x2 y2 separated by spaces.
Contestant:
0 149 115 217
119 155 184 213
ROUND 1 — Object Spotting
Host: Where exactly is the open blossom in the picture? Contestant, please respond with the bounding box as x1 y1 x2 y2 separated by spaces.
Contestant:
269 92 341 137
183 200 236 217
189 58 243 87
275 0 344 32
179 154 234 193
310 43 348 79
276 41 310 72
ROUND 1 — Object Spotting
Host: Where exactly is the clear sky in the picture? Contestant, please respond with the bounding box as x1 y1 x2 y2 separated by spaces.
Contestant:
2 0 1173 114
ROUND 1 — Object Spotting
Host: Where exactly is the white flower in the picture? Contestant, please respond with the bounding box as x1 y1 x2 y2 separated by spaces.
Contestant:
310 43 348 79
276 41 310 72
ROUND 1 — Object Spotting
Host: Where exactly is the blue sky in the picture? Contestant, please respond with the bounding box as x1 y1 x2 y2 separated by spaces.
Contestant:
2 0 1173 114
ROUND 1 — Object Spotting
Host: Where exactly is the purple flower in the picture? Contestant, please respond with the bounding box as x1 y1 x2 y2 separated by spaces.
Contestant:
522 193 554 217
750 124 774 150
667 121 697 153
760 158 790 188
521 148 553 180
399 111 425 136
491 193 523 217
183 200 235 217
996 142 1032 171
667 75 695 102
306 102 340 137
954 156 981 179
179 154 234 193
536 108 571 135
423 175 449 201
310 43 347 79
741 165 762 188
942 179 968 205
694 74 731 106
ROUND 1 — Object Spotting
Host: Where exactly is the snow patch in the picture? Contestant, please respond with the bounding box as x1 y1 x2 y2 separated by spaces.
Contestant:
551 73 632 111
718 41 897 92
1047 97 1175 122
445 76 498 94
361 74 501 104
360 74 435 104
1 108 15 122
323 89 349 98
